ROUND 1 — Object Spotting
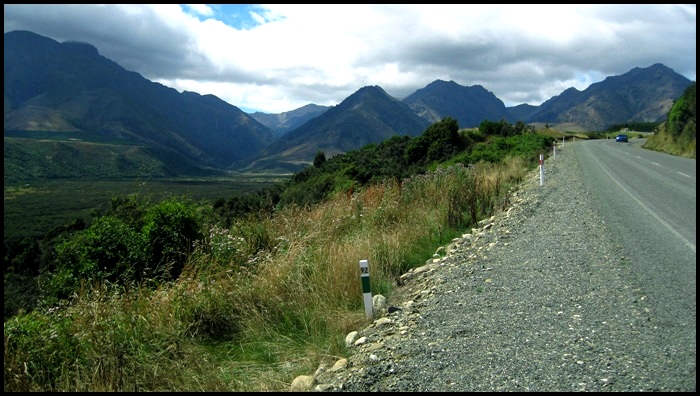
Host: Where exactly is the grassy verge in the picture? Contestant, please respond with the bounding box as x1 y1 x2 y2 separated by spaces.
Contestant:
4 156 531 391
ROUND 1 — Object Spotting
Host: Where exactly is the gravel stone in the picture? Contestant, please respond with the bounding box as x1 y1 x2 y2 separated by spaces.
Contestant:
310 145 695 392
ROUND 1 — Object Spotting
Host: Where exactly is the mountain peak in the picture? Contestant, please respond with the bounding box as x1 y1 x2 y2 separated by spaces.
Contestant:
61 40 100 57
354 85 389 96
403 79 507 127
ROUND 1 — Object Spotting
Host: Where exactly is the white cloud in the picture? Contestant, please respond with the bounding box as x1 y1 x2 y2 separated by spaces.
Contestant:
3 4 696 113
183 4 214 18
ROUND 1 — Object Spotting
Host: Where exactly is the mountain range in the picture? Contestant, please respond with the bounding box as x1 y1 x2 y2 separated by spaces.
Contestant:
4 30 694 176
240 85 431 172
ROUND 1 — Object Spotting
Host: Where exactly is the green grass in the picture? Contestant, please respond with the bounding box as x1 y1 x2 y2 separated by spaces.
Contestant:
643 130 696 158
4 156 533 391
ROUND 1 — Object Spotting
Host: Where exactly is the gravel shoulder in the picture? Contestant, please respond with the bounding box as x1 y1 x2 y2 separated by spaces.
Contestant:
305 143 695 392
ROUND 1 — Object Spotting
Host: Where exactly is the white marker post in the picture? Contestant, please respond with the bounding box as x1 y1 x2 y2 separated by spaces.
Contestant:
359 259 373 318
539 154 544 186
553 143 556 159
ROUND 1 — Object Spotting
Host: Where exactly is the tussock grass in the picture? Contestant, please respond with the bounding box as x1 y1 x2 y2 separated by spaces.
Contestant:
5 157 532 391
643 130 696 158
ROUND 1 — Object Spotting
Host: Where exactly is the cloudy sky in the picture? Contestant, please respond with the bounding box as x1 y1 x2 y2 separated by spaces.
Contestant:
4 4 696 114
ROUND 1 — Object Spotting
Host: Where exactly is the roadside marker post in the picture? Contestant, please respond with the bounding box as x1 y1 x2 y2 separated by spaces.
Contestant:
539 154 544 186
359 260 373 318
553 143 556 159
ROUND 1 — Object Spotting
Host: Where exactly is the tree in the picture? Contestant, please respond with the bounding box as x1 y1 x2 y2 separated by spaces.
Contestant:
313 150 326 168
405 117 465 165
667 82 696 139
142 198 203 281
49 216 145 300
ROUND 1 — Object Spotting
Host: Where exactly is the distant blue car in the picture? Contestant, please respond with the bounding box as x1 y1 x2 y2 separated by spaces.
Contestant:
616 134 628 142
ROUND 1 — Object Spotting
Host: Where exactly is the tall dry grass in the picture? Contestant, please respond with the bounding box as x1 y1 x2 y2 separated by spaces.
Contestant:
4 157 531 391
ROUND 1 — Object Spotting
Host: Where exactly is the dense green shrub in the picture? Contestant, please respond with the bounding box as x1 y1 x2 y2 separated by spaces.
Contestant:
643 82 696 158
38 197 204 304
459 133 554 166
465 128 486 142
212 184 283 228
404 117 467 166
667 81 696 139
48 216 145 300
106 194 149 228
141 198 204 282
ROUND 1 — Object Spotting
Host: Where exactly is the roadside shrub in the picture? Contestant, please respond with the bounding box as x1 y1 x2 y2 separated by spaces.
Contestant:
141 198 204 282
48 216 146 301
42 197 204 303
465 128 486 142
404 117 466 166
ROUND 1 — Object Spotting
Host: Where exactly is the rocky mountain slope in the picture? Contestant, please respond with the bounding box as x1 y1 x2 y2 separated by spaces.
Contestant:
4 30 276 170
238 86 431 173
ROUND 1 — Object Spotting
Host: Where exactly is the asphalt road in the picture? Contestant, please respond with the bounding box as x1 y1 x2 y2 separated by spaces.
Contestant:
572 138 696 321
571 138 696 389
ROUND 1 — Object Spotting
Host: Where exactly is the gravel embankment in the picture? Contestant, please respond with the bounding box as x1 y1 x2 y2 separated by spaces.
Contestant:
303 144 695 392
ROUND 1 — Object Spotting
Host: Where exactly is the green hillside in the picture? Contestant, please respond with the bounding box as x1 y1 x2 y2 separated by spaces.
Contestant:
4 131 221 184
642 81 696 158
